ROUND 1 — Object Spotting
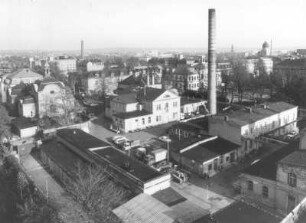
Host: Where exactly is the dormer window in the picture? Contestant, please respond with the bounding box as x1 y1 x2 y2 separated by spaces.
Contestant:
50 90 55 94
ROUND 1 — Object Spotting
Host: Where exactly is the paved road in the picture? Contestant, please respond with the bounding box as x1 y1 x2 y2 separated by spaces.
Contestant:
89 114 174 145
23 155 92 223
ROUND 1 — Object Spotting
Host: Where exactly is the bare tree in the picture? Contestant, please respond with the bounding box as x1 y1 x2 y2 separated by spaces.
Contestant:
66 163 127 223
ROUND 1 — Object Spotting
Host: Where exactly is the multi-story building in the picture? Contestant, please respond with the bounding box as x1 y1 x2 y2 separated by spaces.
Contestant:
238 131 306 216
53 56 77 75
106 88 180 133
209 102 298 157
77 60 104 72
0 68 43 103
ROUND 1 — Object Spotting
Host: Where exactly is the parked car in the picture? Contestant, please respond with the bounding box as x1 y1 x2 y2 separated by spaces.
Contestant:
120 139 140 151
158 136 171 143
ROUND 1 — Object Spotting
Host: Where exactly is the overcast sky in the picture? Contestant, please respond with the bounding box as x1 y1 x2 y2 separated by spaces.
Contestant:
0 0 305 51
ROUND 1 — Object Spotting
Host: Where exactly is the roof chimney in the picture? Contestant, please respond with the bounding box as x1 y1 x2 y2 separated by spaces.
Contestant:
208 9 217 115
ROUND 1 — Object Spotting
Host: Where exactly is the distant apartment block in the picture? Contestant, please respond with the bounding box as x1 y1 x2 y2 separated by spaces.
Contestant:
52 56 77 74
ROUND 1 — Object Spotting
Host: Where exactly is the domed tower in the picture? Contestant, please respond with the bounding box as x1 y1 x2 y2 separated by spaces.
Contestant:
261 41 270 57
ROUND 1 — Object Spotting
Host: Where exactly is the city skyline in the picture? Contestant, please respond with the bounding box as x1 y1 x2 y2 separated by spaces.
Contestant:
0 0 306 51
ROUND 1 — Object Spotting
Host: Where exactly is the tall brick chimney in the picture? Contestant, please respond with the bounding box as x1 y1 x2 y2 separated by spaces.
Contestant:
208 9 217 115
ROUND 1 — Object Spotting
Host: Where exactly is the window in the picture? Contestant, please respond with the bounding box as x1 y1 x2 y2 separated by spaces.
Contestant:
208 164 212 171
220 155 224 164
165 103 169 112
288 172 297 187
50 90 55 94
244 140 248 151
262 186 269 198
173 101 178 107
173 112 178 119
142 118 145 125
148 117 151 124
247 181 254 191
156 104 161 111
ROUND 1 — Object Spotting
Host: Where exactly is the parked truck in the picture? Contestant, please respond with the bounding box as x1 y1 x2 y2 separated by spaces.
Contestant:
144 148 167 165
121 139 140 151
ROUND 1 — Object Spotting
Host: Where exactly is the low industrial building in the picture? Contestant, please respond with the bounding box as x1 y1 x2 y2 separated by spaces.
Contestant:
40 128 171 195
209 102 298 158
170 135 240 177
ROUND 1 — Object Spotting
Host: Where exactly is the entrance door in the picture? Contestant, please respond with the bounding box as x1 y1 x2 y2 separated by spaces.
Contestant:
287 195 296 213
230 152 235 162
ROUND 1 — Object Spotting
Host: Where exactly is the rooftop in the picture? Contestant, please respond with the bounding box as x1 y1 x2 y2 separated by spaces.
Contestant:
181 97 206 106
12 117 37 129
277 59 306 67
279 150 306 168
112 93 138 104
212 102 297 127
244 140 298 181
57 128 111 151
137 87 167 101
113 110 151 120
93 147 163 183
193 201 281 223
181 137 240 163
5 68 43 80
40 140 89 179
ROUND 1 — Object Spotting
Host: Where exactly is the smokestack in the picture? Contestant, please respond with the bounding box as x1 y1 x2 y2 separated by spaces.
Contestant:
208 8 217 115
81 40 84 59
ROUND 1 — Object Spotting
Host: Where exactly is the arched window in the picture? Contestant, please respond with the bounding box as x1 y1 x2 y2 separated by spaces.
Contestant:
247 181 254 191
262 186 269 198
288 172 297 187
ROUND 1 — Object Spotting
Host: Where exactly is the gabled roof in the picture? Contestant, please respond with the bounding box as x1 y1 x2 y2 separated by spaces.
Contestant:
279 150 306 168
244 140 298 181
5 68 43 80
137 87 170 101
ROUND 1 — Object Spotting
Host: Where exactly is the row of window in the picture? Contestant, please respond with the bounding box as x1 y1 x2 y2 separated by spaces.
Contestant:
156 102 178 111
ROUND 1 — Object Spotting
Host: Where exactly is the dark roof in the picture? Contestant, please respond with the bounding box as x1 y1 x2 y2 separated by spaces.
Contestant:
170 123 204 134
113 110 151 119
193 201 280 223
182 137 240 163
244 140 299 181
21 96 35 104
279 150 306 168
181 97 206 105
152 188 186 207
112 93 138 104
119 75 144 86
57 128 111 150
93 147 163 183
12 118 37 129
188 117 209 132
137 87 166 101
170 135 212 152
40 140 89 179
277 59 306 67
213 102 297 127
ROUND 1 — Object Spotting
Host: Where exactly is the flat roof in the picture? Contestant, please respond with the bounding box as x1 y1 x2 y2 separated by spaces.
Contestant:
12 118 37 129
40 140 89 178
93 147 163 183
181 97 206 106
170 135 212 152
57 128 111 150
113 110 151 119
244 140 298 181
212 102 297 127
181 137 240 163
193 201 281 223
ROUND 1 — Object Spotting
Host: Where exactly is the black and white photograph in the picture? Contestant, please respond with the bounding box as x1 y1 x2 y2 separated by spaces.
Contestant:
0 0 306 222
